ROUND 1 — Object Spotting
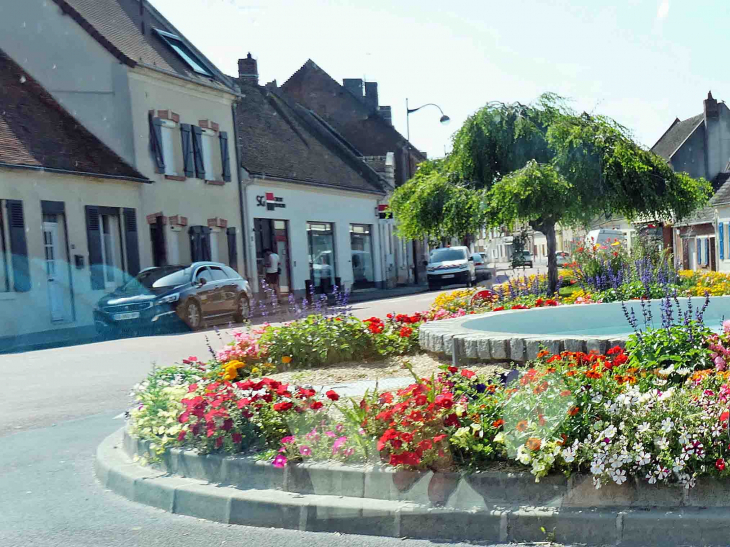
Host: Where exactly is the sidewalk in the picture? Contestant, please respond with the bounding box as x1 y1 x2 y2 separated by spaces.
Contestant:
347 284 428 303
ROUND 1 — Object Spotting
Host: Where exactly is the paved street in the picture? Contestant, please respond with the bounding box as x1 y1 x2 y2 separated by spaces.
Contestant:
0 269 541 546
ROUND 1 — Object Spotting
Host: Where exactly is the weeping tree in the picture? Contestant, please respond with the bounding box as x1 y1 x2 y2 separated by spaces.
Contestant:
394 94 711 295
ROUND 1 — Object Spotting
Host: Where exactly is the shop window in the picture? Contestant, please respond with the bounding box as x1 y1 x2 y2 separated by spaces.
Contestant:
307 222 337 292
350 224 375 290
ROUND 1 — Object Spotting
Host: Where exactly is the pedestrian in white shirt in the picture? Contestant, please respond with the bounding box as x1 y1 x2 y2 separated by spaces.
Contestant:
264 249 280 295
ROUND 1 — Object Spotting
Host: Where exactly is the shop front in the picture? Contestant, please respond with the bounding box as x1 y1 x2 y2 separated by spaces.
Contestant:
244 180 385 296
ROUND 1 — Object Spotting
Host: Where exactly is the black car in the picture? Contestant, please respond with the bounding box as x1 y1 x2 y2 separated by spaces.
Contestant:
94 262 252 335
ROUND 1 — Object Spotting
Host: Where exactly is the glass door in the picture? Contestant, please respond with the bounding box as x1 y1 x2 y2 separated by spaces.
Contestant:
350 224 375 290
307 222 336 292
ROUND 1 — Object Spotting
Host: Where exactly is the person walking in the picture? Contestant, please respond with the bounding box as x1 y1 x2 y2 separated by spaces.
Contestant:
263 248 280 296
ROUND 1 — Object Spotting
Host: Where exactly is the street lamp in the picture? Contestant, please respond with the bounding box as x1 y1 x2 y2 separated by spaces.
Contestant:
406 98 450 142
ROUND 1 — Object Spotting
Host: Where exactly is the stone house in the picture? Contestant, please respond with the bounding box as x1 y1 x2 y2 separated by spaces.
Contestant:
651 92 730 271
280 60 428 285
0 49 148 349
231 55 390 296
1 0 245 278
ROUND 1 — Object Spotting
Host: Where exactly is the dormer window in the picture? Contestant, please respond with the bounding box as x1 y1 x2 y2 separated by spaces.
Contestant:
154 28 213 77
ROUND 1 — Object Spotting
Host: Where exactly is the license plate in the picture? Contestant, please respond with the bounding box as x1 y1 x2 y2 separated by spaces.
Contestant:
441 274 455 279
113 312 140 321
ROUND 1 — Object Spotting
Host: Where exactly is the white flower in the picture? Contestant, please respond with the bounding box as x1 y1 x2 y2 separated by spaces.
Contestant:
592 393 603 404
659 388 675 401
562 448 575 463
612 469 627 485
636 452 651 466
637 422 651 434
603 425 618 439
517 446 532 465
592 476 602 489
675 368 691 376
604 402 619 415
660 418 674 433
678 432 689 445
647 474 657 484
657 467 669 480
672 460 684 474
590 461 605 475
655 437 669 450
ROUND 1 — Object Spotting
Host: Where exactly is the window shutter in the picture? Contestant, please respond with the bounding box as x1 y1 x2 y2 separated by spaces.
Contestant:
219 131 231 182
180 123 194 178
123 208 141 277
189 226 203 262
201 226 212 261
149 114 165 174
226 227 238 271
706 238 711 266
6 200 30 292
191 126 205 178
721 224 725 261
85 206 104 289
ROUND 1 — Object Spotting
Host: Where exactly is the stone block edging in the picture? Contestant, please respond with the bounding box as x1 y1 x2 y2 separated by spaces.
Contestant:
419 308 628 363
97 428 730 545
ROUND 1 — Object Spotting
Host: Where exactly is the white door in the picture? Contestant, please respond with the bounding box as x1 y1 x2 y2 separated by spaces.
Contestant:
43 221 67 322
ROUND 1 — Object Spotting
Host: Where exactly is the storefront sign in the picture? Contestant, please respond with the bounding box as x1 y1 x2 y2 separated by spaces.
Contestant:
257 192 286 211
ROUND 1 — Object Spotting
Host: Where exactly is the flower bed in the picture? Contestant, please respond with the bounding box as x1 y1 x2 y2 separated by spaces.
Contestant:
129 305 730 491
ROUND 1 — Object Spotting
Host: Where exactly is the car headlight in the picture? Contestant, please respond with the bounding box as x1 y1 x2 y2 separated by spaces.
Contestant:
156 293 180 306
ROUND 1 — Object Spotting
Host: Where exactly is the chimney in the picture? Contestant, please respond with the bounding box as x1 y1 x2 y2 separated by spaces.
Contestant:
378 105 392 125
364 81 379 112
343 78 363 98
238 53 258 85
705 90 719 119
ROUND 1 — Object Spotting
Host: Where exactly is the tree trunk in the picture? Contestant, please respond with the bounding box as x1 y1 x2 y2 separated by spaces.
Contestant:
544 221 558 296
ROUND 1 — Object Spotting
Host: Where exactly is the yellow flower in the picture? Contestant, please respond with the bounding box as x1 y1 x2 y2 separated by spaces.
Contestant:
611 240 621 246
282 356 292 364
251 367 260 374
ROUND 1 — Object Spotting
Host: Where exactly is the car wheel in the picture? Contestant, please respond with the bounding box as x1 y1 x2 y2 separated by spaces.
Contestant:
183 300 203 330
235 294 250 323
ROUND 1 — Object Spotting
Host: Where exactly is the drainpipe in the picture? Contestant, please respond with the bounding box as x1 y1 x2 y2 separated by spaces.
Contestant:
231 102 249 279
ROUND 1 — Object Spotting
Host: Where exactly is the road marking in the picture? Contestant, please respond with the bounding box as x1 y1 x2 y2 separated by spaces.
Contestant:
113 412 126 420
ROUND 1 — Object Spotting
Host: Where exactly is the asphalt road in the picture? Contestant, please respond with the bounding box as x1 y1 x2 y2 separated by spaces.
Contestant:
0 271 543 546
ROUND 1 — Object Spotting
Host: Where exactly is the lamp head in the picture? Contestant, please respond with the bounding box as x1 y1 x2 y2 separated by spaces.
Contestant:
439 114 450 125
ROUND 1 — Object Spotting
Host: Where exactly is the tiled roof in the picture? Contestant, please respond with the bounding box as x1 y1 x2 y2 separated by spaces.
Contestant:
676 205 714 226
0 49 147 181
52 0 234 91
281 60 426 161
235 83 385 195
711 173 730 205
651 113 704 160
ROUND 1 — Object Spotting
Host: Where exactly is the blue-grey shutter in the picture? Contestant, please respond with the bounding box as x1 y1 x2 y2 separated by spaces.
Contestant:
706 238 711 266
191 126 205 178
720 224 725 260
201 226 212 261
226 227 237 271
6 200 30 292
149 114 165 174
123 208 140 277
85 206 104 290
180 123 194 177
219 131 231 182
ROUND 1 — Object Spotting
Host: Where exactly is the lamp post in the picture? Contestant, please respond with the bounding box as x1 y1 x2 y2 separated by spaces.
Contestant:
406 98 450 143
404 99 450 285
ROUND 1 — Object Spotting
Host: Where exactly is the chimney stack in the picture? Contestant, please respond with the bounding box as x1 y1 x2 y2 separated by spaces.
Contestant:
378 105 392 125
238 53 258 85
343 78 363 99
364 81 379 112
705 90 719 119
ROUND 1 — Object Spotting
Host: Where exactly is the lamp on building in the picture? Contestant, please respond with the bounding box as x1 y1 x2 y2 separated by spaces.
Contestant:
405 99 450 143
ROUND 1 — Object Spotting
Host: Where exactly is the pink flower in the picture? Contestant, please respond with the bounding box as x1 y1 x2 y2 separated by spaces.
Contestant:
280 436 296 444
724 320 730 334
343 447 355 457
325 431 337 438
272 454 287 468
332 436 348 454
715 356 727 371
299 445 312 456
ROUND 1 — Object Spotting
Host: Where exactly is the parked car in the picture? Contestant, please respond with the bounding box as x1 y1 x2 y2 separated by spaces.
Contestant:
94 262 252 336
512 249 533 268
472 253 490 281
585 229 627 247
426 246 476 290
556 251 571 266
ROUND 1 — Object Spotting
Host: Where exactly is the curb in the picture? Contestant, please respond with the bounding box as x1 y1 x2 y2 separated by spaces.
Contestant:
97 428 730 545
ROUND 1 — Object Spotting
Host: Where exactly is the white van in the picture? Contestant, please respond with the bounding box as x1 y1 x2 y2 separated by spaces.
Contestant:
585 229 627 247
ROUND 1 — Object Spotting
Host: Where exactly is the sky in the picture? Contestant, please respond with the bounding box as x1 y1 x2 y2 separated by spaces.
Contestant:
150 0 728 160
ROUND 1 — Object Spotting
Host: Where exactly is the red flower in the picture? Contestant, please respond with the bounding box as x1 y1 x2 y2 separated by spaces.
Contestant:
444 413 460 427
418 439 433 451
273 401 294 412
433 434 448 443
492 419 504 428
606 346 622 355
720 411 729 422
368 322 385 334
415 395 428 406
492 306 505 312
298 388 316 399
326 390 340 401
177 430 187 442
232 433 243 444
461 369 476 379
447 366 458 374
399 326 414 338
400 432 414 443
546 299 558 306
379 392 393 404
717 458 726 471
310 401 323 410
535 298 544 306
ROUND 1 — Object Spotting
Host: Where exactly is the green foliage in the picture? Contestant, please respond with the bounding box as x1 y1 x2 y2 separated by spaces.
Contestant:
389 160 485 241
625 324 712 377
260 315 373 369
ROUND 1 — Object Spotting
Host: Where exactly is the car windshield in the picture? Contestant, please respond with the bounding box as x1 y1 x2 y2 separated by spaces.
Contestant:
430 248 466 262
119 266 188 293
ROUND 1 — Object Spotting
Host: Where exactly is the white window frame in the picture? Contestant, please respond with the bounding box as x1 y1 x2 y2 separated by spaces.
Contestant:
100 213 121 289
160 119 178 176
720 220 730 261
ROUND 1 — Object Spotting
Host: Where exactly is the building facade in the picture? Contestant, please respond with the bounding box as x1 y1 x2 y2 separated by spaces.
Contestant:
0 50 148 348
